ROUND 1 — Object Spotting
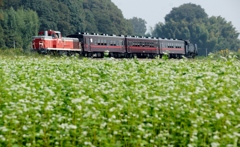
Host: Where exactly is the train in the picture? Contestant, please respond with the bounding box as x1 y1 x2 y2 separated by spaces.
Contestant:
32 30 198 58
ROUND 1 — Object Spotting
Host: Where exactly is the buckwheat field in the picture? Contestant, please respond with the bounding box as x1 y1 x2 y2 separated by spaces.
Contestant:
0 55 240 147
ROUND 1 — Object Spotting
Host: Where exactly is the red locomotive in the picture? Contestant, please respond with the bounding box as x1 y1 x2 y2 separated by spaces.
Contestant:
32 30 198 58
32 30 81 55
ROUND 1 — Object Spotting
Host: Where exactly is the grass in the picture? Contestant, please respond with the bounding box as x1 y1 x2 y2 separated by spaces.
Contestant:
0 54 240 146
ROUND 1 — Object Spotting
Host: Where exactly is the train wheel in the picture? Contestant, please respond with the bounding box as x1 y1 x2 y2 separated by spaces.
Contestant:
87 52 92 58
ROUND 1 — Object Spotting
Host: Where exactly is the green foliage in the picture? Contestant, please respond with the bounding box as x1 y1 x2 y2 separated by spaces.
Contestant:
82 0 132 35
0 56 240 146
165 3 208 22
4 0 133 36
0 8 39 50
152 3 240 56
128 17 147 36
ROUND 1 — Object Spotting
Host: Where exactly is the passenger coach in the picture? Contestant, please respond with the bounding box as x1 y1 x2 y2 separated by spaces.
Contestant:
67 33 125 58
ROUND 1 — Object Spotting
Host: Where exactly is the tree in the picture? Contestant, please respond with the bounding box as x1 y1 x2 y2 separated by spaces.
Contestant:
0 0 3 20
165 3 208 23
152 3 240 55
0 7 39 50
3 0 134 36
128 17 147 36
206 16 240 52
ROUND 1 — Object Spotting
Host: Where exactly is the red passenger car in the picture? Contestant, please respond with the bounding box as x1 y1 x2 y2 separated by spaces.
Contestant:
67 33 126 57
125 36 159 58
159 39 185 58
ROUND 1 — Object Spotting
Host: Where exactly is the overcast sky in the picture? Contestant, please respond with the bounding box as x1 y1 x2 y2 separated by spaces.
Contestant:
111 0 240 35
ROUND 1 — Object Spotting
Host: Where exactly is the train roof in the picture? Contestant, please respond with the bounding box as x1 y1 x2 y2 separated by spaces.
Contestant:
67 32 187 42
68 32 125 39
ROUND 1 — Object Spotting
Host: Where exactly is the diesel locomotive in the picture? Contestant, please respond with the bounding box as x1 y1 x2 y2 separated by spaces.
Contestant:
32 30 198 58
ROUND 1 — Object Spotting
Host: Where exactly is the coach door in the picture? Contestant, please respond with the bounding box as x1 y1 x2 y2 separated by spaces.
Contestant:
159 40 162 54
84 37 92 52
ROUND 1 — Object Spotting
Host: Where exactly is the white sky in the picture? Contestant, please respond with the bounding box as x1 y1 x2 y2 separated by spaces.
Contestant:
111 0 240 36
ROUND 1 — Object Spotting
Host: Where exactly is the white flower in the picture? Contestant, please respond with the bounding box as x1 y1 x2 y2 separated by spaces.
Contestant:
0 126 8 132
233 132 240 137
69 124 77 129
211 142 220 147
71 98 82 103
109 107 115 112
0 135 6 141
216 113 224 119
22 125 28 131
82 131 88 136
100 122 107 129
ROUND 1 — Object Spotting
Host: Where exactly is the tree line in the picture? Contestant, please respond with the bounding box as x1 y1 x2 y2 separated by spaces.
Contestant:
0 8 39 50
0 1 239 55
151 3 240 55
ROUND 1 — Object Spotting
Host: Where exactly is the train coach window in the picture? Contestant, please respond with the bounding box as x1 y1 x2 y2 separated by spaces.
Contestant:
133 42 136 46
150 42 154 47
137 42 140 47
104 40 107 45
97 39 100 45
119 40 123 46
144 42 147 47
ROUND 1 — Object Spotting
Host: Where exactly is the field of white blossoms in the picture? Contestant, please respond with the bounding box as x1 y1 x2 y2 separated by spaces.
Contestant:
0 55 240 147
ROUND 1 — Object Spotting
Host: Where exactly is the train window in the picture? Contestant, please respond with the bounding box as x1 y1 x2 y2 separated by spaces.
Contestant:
132 42 135 46
104 40 107 45
119 40 122 46
97 39 100 45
